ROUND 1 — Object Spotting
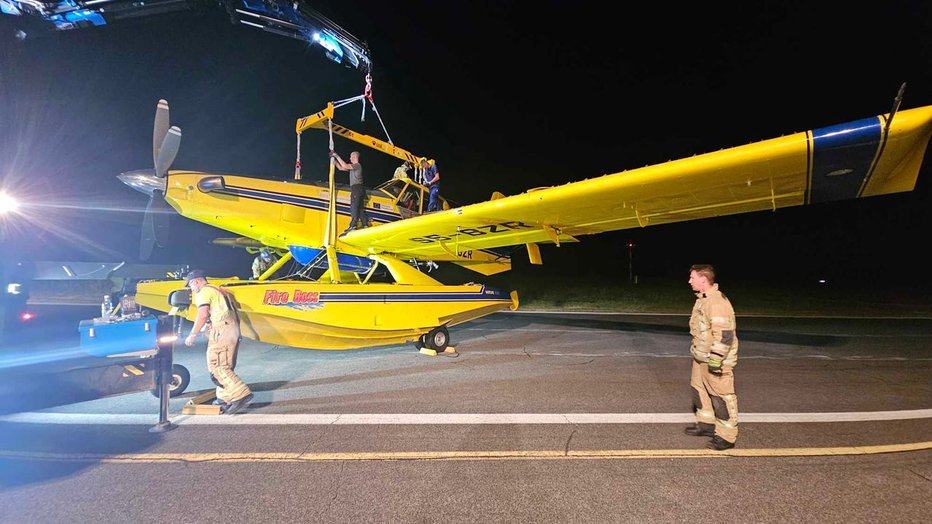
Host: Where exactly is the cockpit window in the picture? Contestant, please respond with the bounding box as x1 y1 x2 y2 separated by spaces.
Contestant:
398 185 422 216
376 179 406 197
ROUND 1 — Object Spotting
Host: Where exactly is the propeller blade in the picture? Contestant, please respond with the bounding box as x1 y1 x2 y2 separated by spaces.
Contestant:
140 197 157 261
155 126 182 178
151 192 171 248
153 99 170 173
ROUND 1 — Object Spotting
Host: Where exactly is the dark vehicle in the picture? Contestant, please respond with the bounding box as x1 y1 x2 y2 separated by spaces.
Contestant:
0 260 33 345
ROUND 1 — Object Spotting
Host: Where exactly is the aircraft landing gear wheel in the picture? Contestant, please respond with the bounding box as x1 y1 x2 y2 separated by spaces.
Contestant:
425 326 450 351
151 364 191 398
414 334 427 350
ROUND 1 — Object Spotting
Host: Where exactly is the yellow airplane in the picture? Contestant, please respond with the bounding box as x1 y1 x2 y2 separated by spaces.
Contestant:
122 86 932 351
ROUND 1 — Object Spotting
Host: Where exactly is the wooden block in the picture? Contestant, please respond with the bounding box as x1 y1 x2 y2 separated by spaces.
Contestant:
182 404 222 415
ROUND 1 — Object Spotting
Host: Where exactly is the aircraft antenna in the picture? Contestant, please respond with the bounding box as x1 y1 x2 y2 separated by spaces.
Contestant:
856 82 908 198
883 82 907 138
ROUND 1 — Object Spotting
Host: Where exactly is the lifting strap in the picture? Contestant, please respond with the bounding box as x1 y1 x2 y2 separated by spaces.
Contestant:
294 132 302 180
330 75 394 144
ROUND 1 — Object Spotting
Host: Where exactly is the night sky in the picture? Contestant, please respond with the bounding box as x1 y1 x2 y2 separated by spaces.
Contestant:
2 1 932 289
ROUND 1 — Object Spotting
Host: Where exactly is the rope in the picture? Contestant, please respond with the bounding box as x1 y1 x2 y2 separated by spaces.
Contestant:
370 100 393 145
333 94 366 109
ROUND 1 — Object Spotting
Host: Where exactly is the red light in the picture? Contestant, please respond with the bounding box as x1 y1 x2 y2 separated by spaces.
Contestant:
20 312 34 321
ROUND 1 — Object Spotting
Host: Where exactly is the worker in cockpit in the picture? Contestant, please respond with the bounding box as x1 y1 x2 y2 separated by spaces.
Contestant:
251 249 278 279
393 162 411 180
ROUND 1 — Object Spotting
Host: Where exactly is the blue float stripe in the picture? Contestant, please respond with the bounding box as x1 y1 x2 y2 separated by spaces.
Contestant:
809 116 883 203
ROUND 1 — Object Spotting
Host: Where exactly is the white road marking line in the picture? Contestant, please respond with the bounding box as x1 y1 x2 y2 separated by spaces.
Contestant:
457 326 932 339
459 350 932 360
5 442 932 463
2 409 931 426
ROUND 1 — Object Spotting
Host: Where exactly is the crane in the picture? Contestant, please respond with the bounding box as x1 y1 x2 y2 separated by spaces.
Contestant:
1 0 372 74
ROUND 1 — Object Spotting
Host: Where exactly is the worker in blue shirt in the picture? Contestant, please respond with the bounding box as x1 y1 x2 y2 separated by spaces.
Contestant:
421 158 441 212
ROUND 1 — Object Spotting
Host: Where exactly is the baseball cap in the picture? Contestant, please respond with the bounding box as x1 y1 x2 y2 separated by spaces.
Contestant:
184 269 208 285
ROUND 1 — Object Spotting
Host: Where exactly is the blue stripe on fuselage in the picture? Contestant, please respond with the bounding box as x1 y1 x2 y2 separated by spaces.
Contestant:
210 182 511 261
809 116 882 203
220 185 400 223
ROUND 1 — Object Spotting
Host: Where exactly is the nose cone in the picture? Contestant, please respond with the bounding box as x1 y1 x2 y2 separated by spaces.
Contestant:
118 169 166 197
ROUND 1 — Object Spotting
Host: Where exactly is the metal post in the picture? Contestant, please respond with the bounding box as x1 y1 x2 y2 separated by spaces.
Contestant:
150 316 177 433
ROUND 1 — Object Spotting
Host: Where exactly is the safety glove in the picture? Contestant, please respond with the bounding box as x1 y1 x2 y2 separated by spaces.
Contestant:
708 355 724 375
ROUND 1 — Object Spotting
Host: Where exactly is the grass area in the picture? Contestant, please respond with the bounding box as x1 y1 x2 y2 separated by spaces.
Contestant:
27 275 932 317
484 274 932 317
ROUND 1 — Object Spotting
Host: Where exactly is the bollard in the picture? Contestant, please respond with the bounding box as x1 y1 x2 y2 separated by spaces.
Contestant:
149 315 177 433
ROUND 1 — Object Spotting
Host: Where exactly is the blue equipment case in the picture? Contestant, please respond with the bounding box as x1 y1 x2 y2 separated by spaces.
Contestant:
79 315 160 357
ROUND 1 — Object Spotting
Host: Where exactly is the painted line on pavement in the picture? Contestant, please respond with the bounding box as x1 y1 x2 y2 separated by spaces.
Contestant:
1 441 930 463
2 409 931 426
505 310 932 320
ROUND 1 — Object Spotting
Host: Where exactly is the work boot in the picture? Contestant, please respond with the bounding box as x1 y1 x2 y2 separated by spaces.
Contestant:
223 393 253 415
707 435 736 451
684 423 715 437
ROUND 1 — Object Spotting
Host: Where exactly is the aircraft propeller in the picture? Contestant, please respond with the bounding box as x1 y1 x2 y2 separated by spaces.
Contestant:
139 99 182 261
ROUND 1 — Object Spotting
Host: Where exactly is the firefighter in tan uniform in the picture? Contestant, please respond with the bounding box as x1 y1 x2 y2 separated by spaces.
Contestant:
251 249 278 280
684 264 739 450
183 270 253 414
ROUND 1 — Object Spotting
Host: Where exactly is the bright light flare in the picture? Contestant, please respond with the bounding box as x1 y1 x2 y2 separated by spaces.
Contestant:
158 335 178 344
0 191 19 215
20 312 34 321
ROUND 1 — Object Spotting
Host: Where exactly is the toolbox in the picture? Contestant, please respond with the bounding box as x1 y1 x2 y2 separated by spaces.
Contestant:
79 314 160 358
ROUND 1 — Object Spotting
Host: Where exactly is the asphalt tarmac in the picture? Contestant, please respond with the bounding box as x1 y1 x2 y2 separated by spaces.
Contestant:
0 305 929 523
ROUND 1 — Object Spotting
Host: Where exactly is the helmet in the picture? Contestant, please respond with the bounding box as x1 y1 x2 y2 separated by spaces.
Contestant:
260 249 271 261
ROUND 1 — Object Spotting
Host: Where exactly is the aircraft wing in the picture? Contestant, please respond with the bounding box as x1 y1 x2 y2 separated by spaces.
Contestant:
340 105 932 259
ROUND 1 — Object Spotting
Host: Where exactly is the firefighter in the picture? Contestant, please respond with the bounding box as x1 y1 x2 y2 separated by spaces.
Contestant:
183 269 253 414
393 162 411 180
683 264 739 450
251 249 278 279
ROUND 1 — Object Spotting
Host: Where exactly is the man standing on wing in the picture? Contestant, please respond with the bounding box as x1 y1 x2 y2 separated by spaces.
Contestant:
332 150 369 234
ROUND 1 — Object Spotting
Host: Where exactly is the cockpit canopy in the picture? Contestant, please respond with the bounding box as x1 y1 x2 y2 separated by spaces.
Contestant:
375 178 448 217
